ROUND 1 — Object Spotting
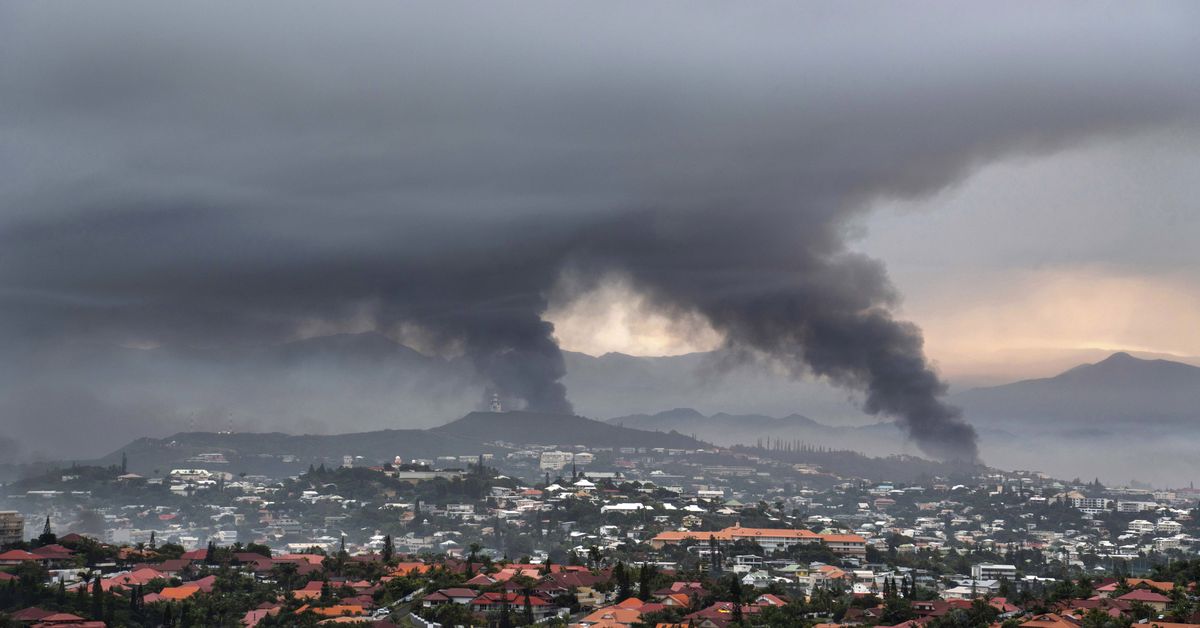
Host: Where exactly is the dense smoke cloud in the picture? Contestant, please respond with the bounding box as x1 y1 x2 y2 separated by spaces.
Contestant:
1 2 1199 460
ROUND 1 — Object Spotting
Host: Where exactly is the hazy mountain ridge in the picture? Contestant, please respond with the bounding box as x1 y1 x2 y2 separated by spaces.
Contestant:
607 407 826 432
599 353 1200 484
40 347 1200 485
562 350 876 422
95 411 705 475
608 408 837 440
1 333 871 460
432 411 705 449
72 411 995 485
104 426 496 474
11 332 1200 485
953 352 1200 432
949 352 1200 486
606 408 911 457
0 333 482 460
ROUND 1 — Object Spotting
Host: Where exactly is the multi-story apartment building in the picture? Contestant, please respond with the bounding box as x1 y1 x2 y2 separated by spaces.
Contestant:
1116 501 1158 513
971 563 1018 581
0 511 23 546
1071 497 1112 513
538 451 574 471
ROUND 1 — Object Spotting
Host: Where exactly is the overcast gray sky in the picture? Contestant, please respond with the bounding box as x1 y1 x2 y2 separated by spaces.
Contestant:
3 2 1199 458
858 128 1200 384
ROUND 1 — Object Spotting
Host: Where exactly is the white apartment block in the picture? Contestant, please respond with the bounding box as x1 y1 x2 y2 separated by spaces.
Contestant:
1128 519 1156 534
971 563 1017 581
539 451 574 471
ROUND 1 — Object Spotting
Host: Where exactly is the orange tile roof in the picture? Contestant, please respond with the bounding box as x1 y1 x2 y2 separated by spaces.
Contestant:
308 604 365 617
664 593 691 607
816 565 849 579
651 526 822 544
730 527 820 539
277 553 327 565
581 606 644 625
1128 579 1176 593
156 585 200 601
1021 613 1080 628
390 562 430 575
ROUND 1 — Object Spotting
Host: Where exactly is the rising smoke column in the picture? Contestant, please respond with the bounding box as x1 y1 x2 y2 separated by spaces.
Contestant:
363 245 576 414
570 207 979 461
427 304 571 414
661 270 976 462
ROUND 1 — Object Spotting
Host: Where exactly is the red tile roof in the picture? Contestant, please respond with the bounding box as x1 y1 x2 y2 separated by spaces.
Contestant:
1118 589 1171 603
0 549 41 562
470 592 551 607
10 607 54 621
31 544 75 558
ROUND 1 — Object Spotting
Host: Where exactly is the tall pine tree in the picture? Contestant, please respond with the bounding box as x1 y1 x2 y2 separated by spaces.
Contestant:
382 534 394 563
91 576 103 619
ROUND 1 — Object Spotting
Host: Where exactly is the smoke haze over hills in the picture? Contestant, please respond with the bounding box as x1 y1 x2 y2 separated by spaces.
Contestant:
6 331 1200 486
0 334 879 460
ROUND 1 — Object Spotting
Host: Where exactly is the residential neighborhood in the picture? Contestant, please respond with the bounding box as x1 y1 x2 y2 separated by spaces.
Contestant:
4 432 1200 627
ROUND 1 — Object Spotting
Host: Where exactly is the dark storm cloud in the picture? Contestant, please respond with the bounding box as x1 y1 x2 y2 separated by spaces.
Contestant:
1 2 1199 460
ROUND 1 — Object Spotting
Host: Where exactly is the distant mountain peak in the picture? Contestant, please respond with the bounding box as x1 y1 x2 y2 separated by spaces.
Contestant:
1063 350 1197 379
1050 350 1180 378
954 350 1200 431
655 407 707 420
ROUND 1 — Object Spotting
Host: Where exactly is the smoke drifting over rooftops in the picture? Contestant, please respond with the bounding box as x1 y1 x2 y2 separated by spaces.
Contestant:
2 2 1199 460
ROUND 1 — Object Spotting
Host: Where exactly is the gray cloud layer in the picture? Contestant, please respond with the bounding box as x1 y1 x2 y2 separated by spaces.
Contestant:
2 2 1198 460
